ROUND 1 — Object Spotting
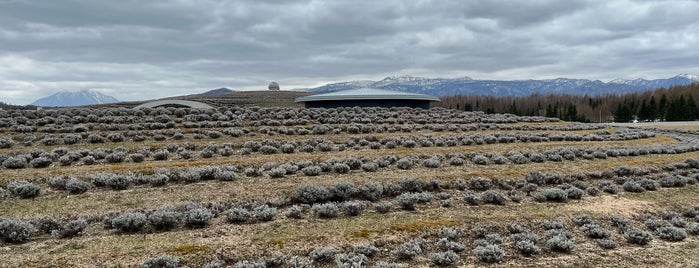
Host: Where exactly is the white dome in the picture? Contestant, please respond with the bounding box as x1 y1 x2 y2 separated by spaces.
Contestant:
268 82 280 90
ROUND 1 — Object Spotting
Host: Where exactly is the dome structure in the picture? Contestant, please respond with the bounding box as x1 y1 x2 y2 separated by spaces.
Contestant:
294 88 439 109
268 82 280 90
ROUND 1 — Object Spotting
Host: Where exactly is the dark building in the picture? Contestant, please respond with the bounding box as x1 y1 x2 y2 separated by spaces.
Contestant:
294 88 440 109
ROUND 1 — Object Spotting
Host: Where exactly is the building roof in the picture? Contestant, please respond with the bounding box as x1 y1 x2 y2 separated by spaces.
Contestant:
294 88 440 102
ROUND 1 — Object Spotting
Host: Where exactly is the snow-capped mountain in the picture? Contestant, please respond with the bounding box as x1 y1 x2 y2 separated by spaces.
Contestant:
31 90 119 107
297 74 699 97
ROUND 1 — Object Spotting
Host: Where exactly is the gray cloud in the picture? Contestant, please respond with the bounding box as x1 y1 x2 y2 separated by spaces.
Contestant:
0 0 698 104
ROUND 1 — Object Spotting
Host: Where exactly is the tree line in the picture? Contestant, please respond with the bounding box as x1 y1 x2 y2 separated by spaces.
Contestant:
437 83 699 122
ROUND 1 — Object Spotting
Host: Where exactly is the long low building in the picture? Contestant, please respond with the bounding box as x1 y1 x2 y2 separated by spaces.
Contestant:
294 88 440 109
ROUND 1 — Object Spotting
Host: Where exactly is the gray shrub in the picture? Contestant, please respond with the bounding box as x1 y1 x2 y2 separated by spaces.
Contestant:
399 177 423 193
542 219 566 230
268 167 287 178
686 223 699 235
565 187 584 199
66 178 90 194
82 155 96 165
111 212 147 232
392 239 424 260
573 214 596 226
581 224 612 239
360 162 378 172
150 173 170 187
546 234 575 252
472 154 489 165
284 205 306 219
353 244 378 257
395 158 414 170
610 214 631 231
374 202 392 213
301 165 322 176
0 138 15 148
341 201 366 216
148 210 181 230
655 226 687 241
395 193 421 210
8 180 41 198
48 176 67 190
639 178 658 190
105 152 127 163
423 157 441 168
439 227 462 241
184 208 213 228
335 252 369 268
463 191 480 205
312 202 339 218
622 180 646 192
214 170 237 181
659 175 687 188
34 216 61 234
473 244 503 263
0 219 35 243
624 228 653 245
3 156 28 169
244 168 263 177
481 190 506 205
296 185 330 204
359 181 383 201
105 174 131 190
141 255 179 268
537 188 568 202
253 205 277 222
437 238 465 252
449 157 465 166
429 250 460 266
595 239 618 249
515 239 541 256
327 181 354 201
309 246 337 263
151 149 169 161
56 218 88 238
30 157 52 168
470 177 492 190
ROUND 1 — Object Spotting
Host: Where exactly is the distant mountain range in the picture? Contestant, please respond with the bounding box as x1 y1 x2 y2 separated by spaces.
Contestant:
173 88 235 99
296 74 699 97
31 90 119 107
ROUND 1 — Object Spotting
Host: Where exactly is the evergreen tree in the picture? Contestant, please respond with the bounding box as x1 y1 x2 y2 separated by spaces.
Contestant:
545 104 558 118
658 94 668 120
614 102 634 122
647 96 658 120
666 96 687 121
686 96 698 120
464 103 473 111
506 101 520 115
637 100 653 121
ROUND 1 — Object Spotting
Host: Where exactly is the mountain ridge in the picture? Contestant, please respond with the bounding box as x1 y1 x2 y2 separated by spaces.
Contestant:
31 89 119 107
296 74 699 97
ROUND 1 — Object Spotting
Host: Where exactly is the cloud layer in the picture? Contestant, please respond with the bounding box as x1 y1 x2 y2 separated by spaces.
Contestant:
1 0 698 104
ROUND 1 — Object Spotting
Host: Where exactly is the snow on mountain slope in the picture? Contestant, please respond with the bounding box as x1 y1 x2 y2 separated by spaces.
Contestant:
297 74 698 97
31 90 119 107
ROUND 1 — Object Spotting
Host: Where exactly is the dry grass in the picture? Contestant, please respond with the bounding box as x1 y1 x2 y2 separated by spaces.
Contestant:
2 119 699 267
0 134 678 183
3 183 697 267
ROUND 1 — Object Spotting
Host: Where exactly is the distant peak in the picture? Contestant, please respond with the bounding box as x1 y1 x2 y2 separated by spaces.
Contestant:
676 73 699 80
31 89 118 107
381 75 424 81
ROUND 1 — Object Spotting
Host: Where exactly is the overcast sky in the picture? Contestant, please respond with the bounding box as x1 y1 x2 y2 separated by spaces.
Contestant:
1 0 698 104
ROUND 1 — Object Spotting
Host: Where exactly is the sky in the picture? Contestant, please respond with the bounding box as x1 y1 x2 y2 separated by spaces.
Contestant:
1 0 698 105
